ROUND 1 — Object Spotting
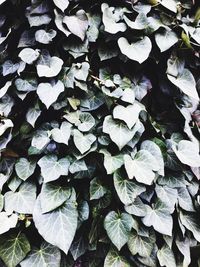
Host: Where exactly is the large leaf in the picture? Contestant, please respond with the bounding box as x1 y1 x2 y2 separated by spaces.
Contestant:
0 232 30 267
113 102 143 129
103 115 138 150
73 129 96 154
33 191 78 255
167 69 199 100
142 200 173 236
104 249 130 267
124 150 159 185
38 155 70 183
4 182 36 214
114 170 145 205
104 211 133 250
172 140 200 167
118 37 152 63
40 183 72 213
15 158 36 181
20 242 61 267
37 81 64 109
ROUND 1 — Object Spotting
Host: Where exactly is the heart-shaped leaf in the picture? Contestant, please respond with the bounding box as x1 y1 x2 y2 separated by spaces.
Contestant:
51 121 72 145
73 129 96 154
15 158 36 181
37 56 63 77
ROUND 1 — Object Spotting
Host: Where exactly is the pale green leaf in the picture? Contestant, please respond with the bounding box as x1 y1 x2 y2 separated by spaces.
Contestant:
104 249 130 267
36 56 63 77
157 244 176 267
78 112 95 132
179 211 200 242
155 30 178 52
18 48 40 64
90 177 107 200
51 121 72 145
101 150 124 175
15 158 36 181
73 129 96 154
0 212 18 235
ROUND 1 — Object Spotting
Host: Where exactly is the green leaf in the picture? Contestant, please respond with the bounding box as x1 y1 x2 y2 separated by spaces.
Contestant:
101 3 127 34
124 151 159 185
127 231 155 257
35 29 57 44
63 10 88 41
104 211 133 250
90 177 107 200
172 140 200 167
15 158 36 181
0 232 30 267
113 102 143 129
103 115 139 150
118 37 152 64
38 155 70 183
73 129 96 154
4 182 36 214
141 140 164 176
101 150 124 174
125 197 147 217
78 112 95 132
104 249 130 267
142 200 173 236
155 30 178 52
0 212 18 235
37 81 64 109
177 187 195 212
167 69 199 100
155 185 177 211
157 244 176 267
20 242 61 267
69 159 87 174
179 211 200 242
36 56 63 77
40 183 72 213
33 190 78 255
51 121 72 145
53 0 69 12
114 170 145 205
18 48 40 64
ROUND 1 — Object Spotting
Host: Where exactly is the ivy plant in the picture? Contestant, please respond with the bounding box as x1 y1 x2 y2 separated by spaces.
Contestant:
0 0 200 266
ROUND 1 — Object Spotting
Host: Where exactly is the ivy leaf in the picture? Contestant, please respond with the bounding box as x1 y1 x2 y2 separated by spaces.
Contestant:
26 105 41 128
100 150 124 174
104 211 133 250
4 182 36 214
159 0 177 13
15 158 36 181
177 187 195 212
142 200 173 236
18 48 40 64
167 69 199 100
37 81 64 109
157 244 176 267
155 30 178 52
0 119 13 136
0 232 30 267
103 116 138 150
40 183 71 213
20 242 61 267
179 211 200 242
70 235 88 260
31 130 50 150
104 249 130 267
63 10 88 41
33 191 78 255
0 81 12 98
54 10 71 37
125 197 147 217
90 177 107 200
73 129 96 154
78 112 95 132
173 140 200 167
101 3 127 34
27 14 51 27
155 185 177 211
118 37 152 64
51 121 72 146
35 29 57 44
53 0 69 12
127 231 155 257
0 212 18 235
36 56 63 77
124 151 159 185
114 170 145 205
38 155 70 183
113 102 143 129
15 78 37 92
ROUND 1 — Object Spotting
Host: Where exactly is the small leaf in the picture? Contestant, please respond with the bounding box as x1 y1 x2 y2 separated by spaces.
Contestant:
0 119 13 136
15 158 36 181
36 56 63 77
15 78 37 92
73 129 96 154
20 242 61 267
104 211 133 250
179 211 200 242
0 232 30 267
38 155 70 183
101 150 124 174
0 212 18 235
53 0 69 12
26 105 41 128
70 235 88 260
0 81 12 98
90 177 107 200
51 121 72 145
18 48 40 64
155 30 178 52
157 244 176 267
159 0 177 13
35 29 57 44
33 191 78 255
104 249 130 267
167 69 199 100
118 37 152 64
37 81 64 109
78 112 95 132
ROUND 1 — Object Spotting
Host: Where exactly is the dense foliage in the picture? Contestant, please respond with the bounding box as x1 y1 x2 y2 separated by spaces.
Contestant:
0 0 200 266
